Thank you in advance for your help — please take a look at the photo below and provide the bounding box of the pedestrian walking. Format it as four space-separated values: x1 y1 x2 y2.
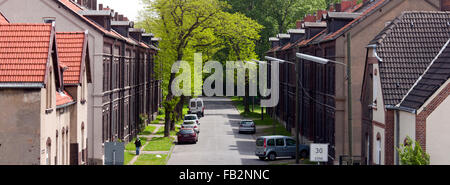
135 137 142 155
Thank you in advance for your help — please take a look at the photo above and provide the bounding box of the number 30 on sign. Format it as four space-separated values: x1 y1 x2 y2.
310 144 328 162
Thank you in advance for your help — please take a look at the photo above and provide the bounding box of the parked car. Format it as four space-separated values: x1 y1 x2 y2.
184 114 200 125
239 120 256 134
255 136 310 161
181 120 200 133
177 128 198 144
188 98 205 117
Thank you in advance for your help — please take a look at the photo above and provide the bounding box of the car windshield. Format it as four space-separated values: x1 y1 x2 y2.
241 121 253 126
198 101 202 107
180 129 194 134
183 121 194 125
185 116 197 120
190 102 196 107
256 138 264 146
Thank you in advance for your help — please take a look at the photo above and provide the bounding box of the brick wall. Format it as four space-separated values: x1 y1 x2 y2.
384 110 395 165
416 82 450 152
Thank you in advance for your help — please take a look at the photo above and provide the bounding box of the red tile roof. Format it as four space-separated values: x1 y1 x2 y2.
56 32 86 84
56 90 74 106
0 23 53 83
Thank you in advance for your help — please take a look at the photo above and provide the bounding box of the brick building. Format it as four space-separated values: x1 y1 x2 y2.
266 0 442 164
362 11 450 165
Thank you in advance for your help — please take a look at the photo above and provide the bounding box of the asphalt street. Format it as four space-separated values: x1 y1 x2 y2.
167 97 267 165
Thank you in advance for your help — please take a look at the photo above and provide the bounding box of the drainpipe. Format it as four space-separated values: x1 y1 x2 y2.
395 110 400 165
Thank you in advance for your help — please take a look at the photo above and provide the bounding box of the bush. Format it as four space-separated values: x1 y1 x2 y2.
396 136 430 165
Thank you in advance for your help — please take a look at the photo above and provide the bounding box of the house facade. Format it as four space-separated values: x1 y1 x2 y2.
0 22 61 165
0 0 161 164
362 11 450 165
266 0 442 165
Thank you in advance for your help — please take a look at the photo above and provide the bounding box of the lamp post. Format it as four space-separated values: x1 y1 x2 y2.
296 52 352 165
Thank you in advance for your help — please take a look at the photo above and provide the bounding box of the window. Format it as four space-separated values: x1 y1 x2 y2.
46 138 51 165
286 139 296 146
275 138 285 146
56 131 58 165
46 70 52 109
376 133 381 165
267 139 275 146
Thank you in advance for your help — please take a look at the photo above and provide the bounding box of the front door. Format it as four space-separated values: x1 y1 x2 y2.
275 138 288 157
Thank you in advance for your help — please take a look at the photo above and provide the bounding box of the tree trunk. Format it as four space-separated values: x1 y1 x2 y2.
172 95 185 130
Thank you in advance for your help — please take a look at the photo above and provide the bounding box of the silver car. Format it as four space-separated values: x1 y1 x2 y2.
181 120 200 133
239 120 256 134
255 135 310 161
184 114 200 125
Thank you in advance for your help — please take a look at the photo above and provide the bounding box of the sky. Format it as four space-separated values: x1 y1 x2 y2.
96 0 145 22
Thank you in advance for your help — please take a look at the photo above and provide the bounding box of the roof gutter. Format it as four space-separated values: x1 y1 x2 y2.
0 83 44 89
385 105 416 114
367 44 383 62
56 101 76 109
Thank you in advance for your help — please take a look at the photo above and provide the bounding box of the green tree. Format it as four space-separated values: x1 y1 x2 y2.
223 0 328 62
396 136 430 165
139 0 228 136
213 12 262 113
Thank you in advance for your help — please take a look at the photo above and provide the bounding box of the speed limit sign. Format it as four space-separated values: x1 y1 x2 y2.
310 143 328 162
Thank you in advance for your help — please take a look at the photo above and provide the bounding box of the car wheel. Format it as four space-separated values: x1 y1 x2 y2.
268 152 276 161
300 150 308 159
258 157 266 161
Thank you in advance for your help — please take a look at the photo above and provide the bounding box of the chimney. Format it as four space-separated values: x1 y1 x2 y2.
99 3 103 10
340 0 354 12
129 28 145 42
269 37 280 48
77 0 82 6
296 20 303 29
114 12 118 21
442 0 450 11
111 21 134 37
80 9 113 30
277 34 290 46
304 14 316 22
288 29 305 43
91 0 97 10
118 14 124 21
334 2 341 12
151 37 161 48
142 33 154 45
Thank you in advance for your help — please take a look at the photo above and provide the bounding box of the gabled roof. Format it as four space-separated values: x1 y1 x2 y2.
399 39 450 110
0 23 54 83
372 11 450 106
56 32 87 84
56 90 74 107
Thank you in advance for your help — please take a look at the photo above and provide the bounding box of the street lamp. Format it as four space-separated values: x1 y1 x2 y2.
296 52 352 165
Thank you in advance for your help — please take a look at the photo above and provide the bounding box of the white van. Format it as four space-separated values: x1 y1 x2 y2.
188 98 205 117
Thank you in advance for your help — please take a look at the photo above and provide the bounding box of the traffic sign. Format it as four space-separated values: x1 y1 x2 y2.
310 143 328 162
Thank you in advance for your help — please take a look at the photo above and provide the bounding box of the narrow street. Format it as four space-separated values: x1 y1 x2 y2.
167 97 267 165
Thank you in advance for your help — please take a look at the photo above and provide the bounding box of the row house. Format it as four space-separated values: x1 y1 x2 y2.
265 0 442 165
0 18 90 165
0 0 161 165
362 11 450 165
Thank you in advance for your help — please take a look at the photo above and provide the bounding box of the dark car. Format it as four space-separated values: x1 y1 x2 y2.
177 128 198 144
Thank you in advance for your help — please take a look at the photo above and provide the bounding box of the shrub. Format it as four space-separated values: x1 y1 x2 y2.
396 136 430 165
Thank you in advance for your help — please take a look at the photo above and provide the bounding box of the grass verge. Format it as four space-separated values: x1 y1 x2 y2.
143 137 175 151
139 125 157 135
134 154 168 165
124 151 135 165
